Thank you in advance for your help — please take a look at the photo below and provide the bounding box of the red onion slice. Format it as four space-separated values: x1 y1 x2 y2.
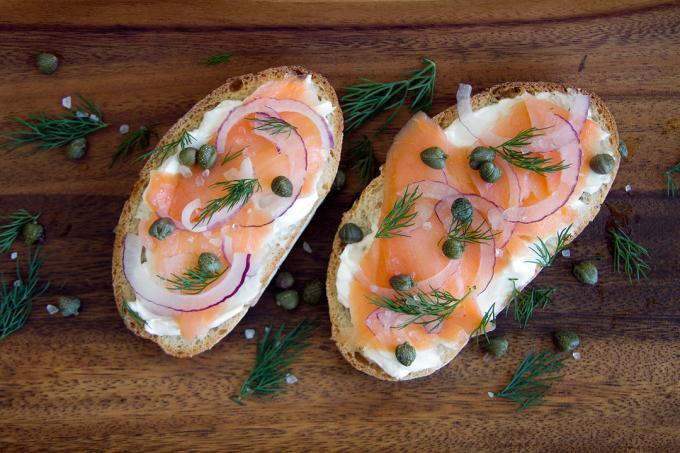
456 83 508 147
524 93 590 153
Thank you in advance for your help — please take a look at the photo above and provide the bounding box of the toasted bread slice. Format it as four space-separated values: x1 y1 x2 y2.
327 82 619 380
113 66 342 357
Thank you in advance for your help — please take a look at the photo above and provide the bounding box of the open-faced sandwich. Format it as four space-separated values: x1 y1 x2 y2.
328 82 619 380
113 66 342 357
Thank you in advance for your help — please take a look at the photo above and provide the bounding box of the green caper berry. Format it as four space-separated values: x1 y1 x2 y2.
179 147 197 167
468 147 496 170
274 271 295 290
332 169 346 191
395 342 416 366
589 153 615 175
451 197 473 224
420 146 448 169
617 140 628 160
442 238 464 259
36 52 59 75
271 176 293 197
479 161 502 183
303 279 325 305
482 336 509 358
22 222 44 245
276 289 299 311
66 137 87 160
198 252 222 274
339 223 363 244
197 144 217 169
389 274 415 292
148 217 176 240
58 296 81 317
553 330 580 352
573 261 598 285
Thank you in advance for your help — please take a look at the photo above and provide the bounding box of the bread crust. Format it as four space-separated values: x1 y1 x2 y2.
112 66 343 357
327 82 620 380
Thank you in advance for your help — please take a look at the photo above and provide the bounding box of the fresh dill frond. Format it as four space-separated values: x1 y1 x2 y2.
609 227 650 281
341 58 437 133
200 52 232 66
508 279 555 328
195 178 261 228
111 125 158 166
221 146 247 166
470 303 496 344
665 161 680 197
121 301 146 328
527 224 573 267
490 128 569 174
368 286 473 332
0 209 40 253
1 247 49 340
159 265 226 294
349 135 377 186
375 185 421 239
1 95 108 151
138 130 194 163
446 218 497 246
247 115 297 137
231 320 315 404
493 349 566 409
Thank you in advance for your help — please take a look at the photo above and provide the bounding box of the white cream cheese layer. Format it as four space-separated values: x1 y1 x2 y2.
337 91 615 378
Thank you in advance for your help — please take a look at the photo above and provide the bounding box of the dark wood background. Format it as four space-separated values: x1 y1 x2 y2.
1 1 679 451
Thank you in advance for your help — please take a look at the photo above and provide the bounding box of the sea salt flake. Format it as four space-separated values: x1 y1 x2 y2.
9 251 18 260
495 248 503 257
487 391 495 398
74 111 88 118
61 96 72 109
625 184 632 194
89 114 99 122
303 241 312 254
561 249 571 257
119 124 130 134
13 280 22 288
46 304 59 315
285 373 298 385
244 328 255 340
572 351 582 360
422 221 432 231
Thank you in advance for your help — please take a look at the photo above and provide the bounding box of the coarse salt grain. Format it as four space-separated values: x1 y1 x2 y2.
244 328 255 340
13 280 22 288
561 249 571 257
74 111 88 118
46 304 59 315
61 96 72 109
285 373 298 385
487 391 495 398
625 184 632 193
119 124 130 134
303 241 312 253
422 221 432 231
572 351 582 360
9 252 18 260
89 113 99 122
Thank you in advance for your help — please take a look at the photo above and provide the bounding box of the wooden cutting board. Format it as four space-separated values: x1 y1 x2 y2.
1 1 678 451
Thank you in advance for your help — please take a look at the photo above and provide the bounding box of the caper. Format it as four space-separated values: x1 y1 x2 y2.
553 330 580 352
276 289 299 311
332 169 346 191
589 153 615 175
271 175 293 197
395 342 416 366
482 336 508 358
573 261 598 285
389 274 415 292
442 238 464 259
58 296 81 317
618 140 628 160
178 147 197 167
339 223 363 244
66 137 87 160
36 52 59 75
303 279 325 305
198 252 222 274
451 197 473 224
197 144 217 169
148 217 176 240
468 147 496 170
420 146 448 169
22 222 44 245
479 161 502 183
274 271 295 290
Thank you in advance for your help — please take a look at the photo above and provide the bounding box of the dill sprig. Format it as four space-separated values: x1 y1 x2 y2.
375 185 421 239
368 286 473 332
200 52 232 66
446 217 497 246
609 227 650 280
349 136 377 185
490 128 569 174
493 350 566 409
527 224 573 267
121 301 146 328
1 95 108 151
508 279 555 328
341 58 437 133
470 303 496 344
111 125 158 166
231 320 315 404
1 247 49 340
195 178 261 228
0 209 40 253
159 265 226 294
665 161 680 197
247 115 297 137
138 130 194 163
221 146 247 166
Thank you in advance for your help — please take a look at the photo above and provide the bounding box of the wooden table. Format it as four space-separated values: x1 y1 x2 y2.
1 1 679 451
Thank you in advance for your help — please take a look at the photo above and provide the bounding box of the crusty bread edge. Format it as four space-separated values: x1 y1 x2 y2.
112 66 343 357
327 81 620 381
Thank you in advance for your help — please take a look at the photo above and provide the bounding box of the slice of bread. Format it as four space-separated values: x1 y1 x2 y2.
327 82 619 380
113 66 343 357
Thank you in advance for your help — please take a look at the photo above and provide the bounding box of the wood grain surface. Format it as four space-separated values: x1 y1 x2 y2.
1 1 679 451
